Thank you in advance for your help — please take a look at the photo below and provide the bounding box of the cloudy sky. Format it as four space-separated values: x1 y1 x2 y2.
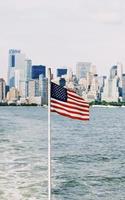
0 0 125 80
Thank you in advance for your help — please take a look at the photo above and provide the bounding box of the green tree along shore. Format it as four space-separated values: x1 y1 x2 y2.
89 100 125 107
0 102 38 106
1 101 125 107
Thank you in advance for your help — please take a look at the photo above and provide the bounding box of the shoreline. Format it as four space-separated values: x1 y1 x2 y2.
0 104 125 108
91 105 125 108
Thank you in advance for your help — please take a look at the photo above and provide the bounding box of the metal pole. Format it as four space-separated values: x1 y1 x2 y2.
48 68 51 200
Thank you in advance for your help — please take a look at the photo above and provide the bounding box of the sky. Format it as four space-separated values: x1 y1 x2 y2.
0 0 125 80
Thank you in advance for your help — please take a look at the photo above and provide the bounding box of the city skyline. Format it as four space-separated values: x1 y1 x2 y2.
1 48 125 81
0 51 125 105
1 0 125 80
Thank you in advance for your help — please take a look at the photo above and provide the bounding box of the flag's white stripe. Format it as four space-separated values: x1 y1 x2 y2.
51 107 89 119
67 91 88 102
51 102 89 115
68 95 87 103
51 98 89 111
68 98 89 107
67 91 87 101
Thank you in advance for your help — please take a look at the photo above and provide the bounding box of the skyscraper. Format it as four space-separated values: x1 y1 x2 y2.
87 74 99 101
28 80 39 97
25 59 32 81
39 74 48 105
101 77 119 102
110 63 123 97
0 79 6 102
8 49 26 88
110 65 117 79
18 59 32 98
56 68 67 77
76 62 91 80
32 65 46 79
122 74 125 101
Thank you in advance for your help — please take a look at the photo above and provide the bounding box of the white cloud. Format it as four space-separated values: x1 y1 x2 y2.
92 11 122 24
0 0 125 80
88 0 122 24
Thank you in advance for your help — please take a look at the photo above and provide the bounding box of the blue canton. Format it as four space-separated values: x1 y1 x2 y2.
51 82 67 102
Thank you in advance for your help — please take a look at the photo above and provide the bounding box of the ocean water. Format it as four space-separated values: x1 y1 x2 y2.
0 106 125 200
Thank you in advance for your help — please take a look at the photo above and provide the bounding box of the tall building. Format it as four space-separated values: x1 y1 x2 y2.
87 74 99 101
76 62 91 80
6 87 19 103
0 79 6 102
122 74 125 101
98 76 107 100
39 74 48 105
110 63 123 97
90 65 97 75
28 80 39 97
117 63 123 97
117 62 123 83
19 81 28 98
66 68 73 82
8 49 26 88
5 85 9 97
32 65 46 79
56 68 67 77
25 59 32 81
110 65 117 79
101 76 119 102
59 78 66 87
18 59 32 98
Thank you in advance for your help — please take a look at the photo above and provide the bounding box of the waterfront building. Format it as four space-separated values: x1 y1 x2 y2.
19 81 28 98
90 65 97 75
76 62 91 80
87 74 99 102
66 74 78 91
59 78 66 87
78 78 88 91
18 59 32 98
66 68 73 82
117 62 123 97
25 59 32 81
5 85 9 97
7 87 19 103
15 69 20 89
56 67 67 77
109 63 123 98
117 62 123 83
98 76 107 100
122 74 125 101
8 49 32 99
0 78 6 102
28 79 39 97
101 76 119 102
110 65 117 79
39 74 48 105
8 49 26 88
32 65 46 79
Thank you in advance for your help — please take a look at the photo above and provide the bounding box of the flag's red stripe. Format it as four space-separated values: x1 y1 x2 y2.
67 99 89 108
51 110 89 121
67 91 86 102
68 95 88 104
51 104 89 116
51 99 89 112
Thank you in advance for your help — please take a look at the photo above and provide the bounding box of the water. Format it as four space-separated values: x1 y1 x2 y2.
0 107 125 200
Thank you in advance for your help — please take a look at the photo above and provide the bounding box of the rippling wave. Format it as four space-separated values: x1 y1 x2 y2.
0 106 125 199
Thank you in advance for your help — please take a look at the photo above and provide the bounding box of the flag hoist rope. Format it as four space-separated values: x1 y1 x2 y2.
48 68 51 200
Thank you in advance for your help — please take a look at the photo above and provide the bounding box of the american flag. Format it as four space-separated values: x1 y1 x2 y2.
51 82 89 121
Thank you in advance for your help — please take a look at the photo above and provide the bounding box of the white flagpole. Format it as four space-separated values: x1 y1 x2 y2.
48 68 51 200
